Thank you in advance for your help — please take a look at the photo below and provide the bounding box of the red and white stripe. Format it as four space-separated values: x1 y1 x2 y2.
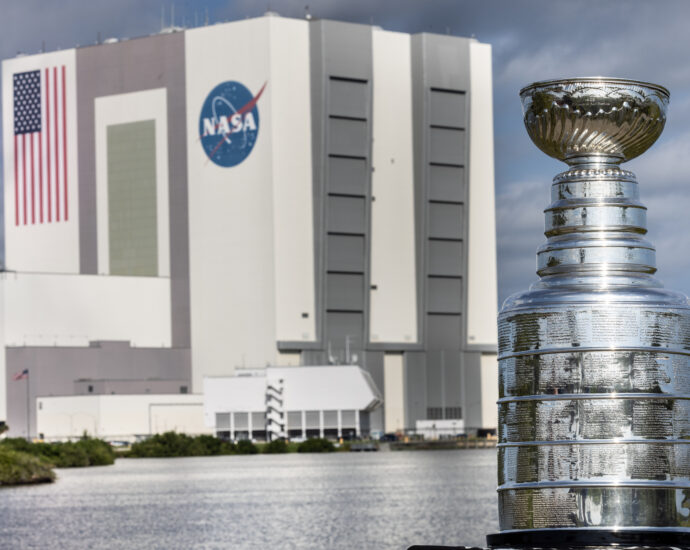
14 65 68 226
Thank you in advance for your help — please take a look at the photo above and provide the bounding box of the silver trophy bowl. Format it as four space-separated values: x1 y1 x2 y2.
520 77 669 164
489 78 690 549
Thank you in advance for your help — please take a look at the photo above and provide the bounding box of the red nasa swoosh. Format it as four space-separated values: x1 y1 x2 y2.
205 81 267 162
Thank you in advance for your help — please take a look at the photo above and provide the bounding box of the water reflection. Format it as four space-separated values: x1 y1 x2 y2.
0 449 497 549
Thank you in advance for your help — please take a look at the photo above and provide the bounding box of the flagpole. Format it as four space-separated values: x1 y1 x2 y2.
25 371 30 441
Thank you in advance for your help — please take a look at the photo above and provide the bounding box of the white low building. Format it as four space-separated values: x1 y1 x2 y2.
415 419 466 440
204 366 382 441
36 394 210 442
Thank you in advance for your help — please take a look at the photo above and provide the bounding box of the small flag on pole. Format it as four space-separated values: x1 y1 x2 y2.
13 369 29 381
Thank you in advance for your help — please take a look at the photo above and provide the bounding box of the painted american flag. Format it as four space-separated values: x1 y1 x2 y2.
13 66 69 226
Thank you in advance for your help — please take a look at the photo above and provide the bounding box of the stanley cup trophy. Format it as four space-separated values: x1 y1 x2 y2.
487 78 690 549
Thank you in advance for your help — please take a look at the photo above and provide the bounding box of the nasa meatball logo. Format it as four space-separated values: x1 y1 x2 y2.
199 80 266 167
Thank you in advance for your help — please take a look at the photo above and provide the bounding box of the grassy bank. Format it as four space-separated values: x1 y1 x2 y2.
0 436 116 468
123 432 337 458
0 447 55 486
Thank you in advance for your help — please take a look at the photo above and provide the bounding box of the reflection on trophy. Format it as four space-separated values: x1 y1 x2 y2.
488 79 690 548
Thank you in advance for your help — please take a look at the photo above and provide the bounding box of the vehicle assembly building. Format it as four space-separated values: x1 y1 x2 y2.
1 13 497 440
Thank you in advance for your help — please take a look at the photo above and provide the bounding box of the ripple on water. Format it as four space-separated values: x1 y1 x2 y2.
0 449 497 550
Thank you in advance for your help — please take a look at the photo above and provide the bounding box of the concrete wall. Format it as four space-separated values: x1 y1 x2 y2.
36 393 208 441
186 16 316 391
76 32 190 348
466 42 498 347
369 30 417 345
7 342 190 439
2 49 80 273
383 353 405 432
95 89 170 278
3 272 172 348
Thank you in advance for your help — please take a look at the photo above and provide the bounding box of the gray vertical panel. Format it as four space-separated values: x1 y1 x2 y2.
216 413 231 430
76 33 191 350
305 411 320 428
427 314 462 350
426 350 443 408
287 411 302 429
234 412 248 430
427 277 462 313
359 411 371 433
327 273 364 311
328 157 368 196
323 410 338 428
301 350 328 365
462 351 483 430
341 410 356 426
251 412 265 430
418 35 472 357
326 312 364 350
363 351 384 432
424 351 462 414
419 34 471 90
428 241 463 276
308 19 373 366
411 32 472 362
429 128 466 165
329 79 368 118
107 120 158 276
443 351 463 410
319 20 372 79
328 118 368 157
429 165 465 202
404 351 427 429
327 235 365 272
429 90 466 128
428 202 463 239
328 196 366 234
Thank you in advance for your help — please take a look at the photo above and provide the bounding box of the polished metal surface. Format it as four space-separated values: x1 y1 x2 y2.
497 78 690 536
520 78 668 164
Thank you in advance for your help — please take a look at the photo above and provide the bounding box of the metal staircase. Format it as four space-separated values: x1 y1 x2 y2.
265 378 286 441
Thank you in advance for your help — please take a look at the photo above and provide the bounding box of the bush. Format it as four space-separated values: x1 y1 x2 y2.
55 442 90 467
128 432 239 458
0 447 55 485
262 439 289 454
297 438 335 453
75 438 116 466
0 436 115 468
235 439 259 455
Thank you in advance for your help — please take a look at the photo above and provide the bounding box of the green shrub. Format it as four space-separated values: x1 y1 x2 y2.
74 437 116 466
55 442 90 467
128 432 240 458
0 435 115 468
0 447 55 485
297 438 335 453
235 439 259 455
262 439 289 454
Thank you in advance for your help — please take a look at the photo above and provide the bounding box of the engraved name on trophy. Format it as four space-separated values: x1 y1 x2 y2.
488 78 690 548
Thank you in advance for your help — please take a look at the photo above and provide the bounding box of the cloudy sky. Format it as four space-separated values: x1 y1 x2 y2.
2 0 690 305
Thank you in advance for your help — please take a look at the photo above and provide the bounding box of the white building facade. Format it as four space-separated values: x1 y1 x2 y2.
1 14 498 440
204 366 382 440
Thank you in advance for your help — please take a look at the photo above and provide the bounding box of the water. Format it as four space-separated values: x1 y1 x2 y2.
0 449 498 550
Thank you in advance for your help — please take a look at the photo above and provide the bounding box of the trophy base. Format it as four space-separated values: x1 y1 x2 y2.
408 529 690 550
486 529 690 548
